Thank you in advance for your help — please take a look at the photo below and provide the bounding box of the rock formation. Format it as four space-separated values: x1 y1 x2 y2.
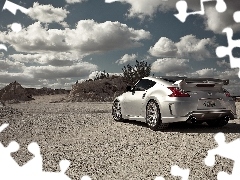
0 81 34 103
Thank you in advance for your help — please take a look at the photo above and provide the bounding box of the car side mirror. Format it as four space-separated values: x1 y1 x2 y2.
126 85 132 92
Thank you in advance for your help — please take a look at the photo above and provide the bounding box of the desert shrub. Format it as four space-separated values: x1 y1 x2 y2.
69 75 127 102
94 70 109 81
69 61 152 102
122 60 151 86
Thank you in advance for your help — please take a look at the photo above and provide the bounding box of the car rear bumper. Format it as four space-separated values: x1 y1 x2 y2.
161 110 237 123
185 110 237 120
160 98 237 123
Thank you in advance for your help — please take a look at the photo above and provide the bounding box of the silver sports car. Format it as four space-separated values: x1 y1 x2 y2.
112 76 237 130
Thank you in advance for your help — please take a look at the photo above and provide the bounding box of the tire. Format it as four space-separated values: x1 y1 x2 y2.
112 100 124 122
146 100 169 131
206 116 230 127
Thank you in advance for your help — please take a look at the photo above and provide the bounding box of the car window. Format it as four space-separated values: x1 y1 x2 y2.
134 79 156 91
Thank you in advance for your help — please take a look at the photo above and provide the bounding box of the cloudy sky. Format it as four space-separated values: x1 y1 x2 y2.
0 0 239 94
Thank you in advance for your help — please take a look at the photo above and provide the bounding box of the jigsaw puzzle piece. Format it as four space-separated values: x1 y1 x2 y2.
205 133 240 180
40 161 71 180
0 44 7 51
174 1 188 23
154 176 165 180
216 28 240 73
40 160 78 180
20 142 43 178
233 11 240 23
0 123 9 132
2 0 29 15
11 23 22 32
0 141 21 179
205 133 240 165
171 165 190 180
81 176 92 180
217 170 240 180
215 0 227 13
175 0 227 22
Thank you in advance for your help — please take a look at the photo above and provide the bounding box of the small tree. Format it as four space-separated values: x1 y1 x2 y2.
94 70 109 81
122 60 151 86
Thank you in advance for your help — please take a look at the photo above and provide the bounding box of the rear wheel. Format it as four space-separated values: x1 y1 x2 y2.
206 116 230 127
112 100 123 122
146 100 169 131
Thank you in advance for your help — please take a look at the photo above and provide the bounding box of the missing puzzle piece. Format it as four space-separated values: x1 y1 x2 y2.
0 123 8 132
0 140 22 179
154 165 190 180
174 0 227 22
215 27 240 76
233 11 240 23
205 132 240 180
2 0 29 15
0 138 91 179
0 140 72 180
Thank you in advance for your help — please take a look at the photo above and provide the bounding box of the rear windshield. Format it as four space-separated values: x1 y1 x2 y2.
161 77 186 83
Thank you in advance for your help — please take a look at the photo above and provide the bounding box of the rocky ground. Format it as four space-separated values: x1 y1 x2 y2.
1 94 240 180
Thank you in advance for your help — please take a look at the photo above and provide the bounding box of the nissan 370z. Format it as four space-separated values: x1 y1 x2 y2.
112 76 237 131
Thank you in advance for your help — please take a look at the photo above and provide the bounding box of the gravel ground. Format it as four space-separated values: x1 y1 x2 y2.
1 95 240 180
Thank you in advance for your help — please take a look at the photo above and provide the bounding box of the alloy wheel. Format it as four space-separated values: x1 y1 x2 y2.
112 101 123 121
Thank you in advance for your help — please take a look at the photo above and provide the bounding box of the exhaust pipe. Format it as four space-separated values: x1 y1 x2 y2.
187 116 197 124
223 115 230 123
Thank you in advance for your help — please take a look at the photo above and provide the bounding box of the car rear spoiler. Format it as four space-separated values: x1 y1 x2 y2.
172 78 229 92
183 78 229 85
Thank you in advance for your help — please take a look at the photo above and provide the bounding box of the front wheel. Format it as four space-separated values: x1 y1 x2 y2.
112 100 124 122
146 100 169 131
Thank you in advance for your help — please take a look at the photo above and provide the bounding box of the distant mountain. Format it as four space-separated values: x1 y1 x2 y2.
0 81 33 103
0 81 70 103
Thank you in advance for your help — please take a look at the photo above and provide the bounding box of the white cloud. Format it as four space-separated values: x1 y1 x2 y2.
0 59 24 72
24 62 97 79
0 74 75 90
28 2 69 24
9 52 79 66
149 35 216 60
148 37 177 57
151 58 190 74
216 60 230 68
0 55 98 89
111 0 176 20
59 21 69 28
0 20 151 56
113 0 240 33
116 53 138 64
204 2 240 34
0 72 33 84
217 68 239 79
188 67 238 79
66 0 87 4
195 68 217 77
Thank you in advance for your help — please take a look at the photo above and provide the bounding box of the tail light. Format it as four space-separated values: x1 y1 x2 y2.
223 89 231 97
167 87 190 97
